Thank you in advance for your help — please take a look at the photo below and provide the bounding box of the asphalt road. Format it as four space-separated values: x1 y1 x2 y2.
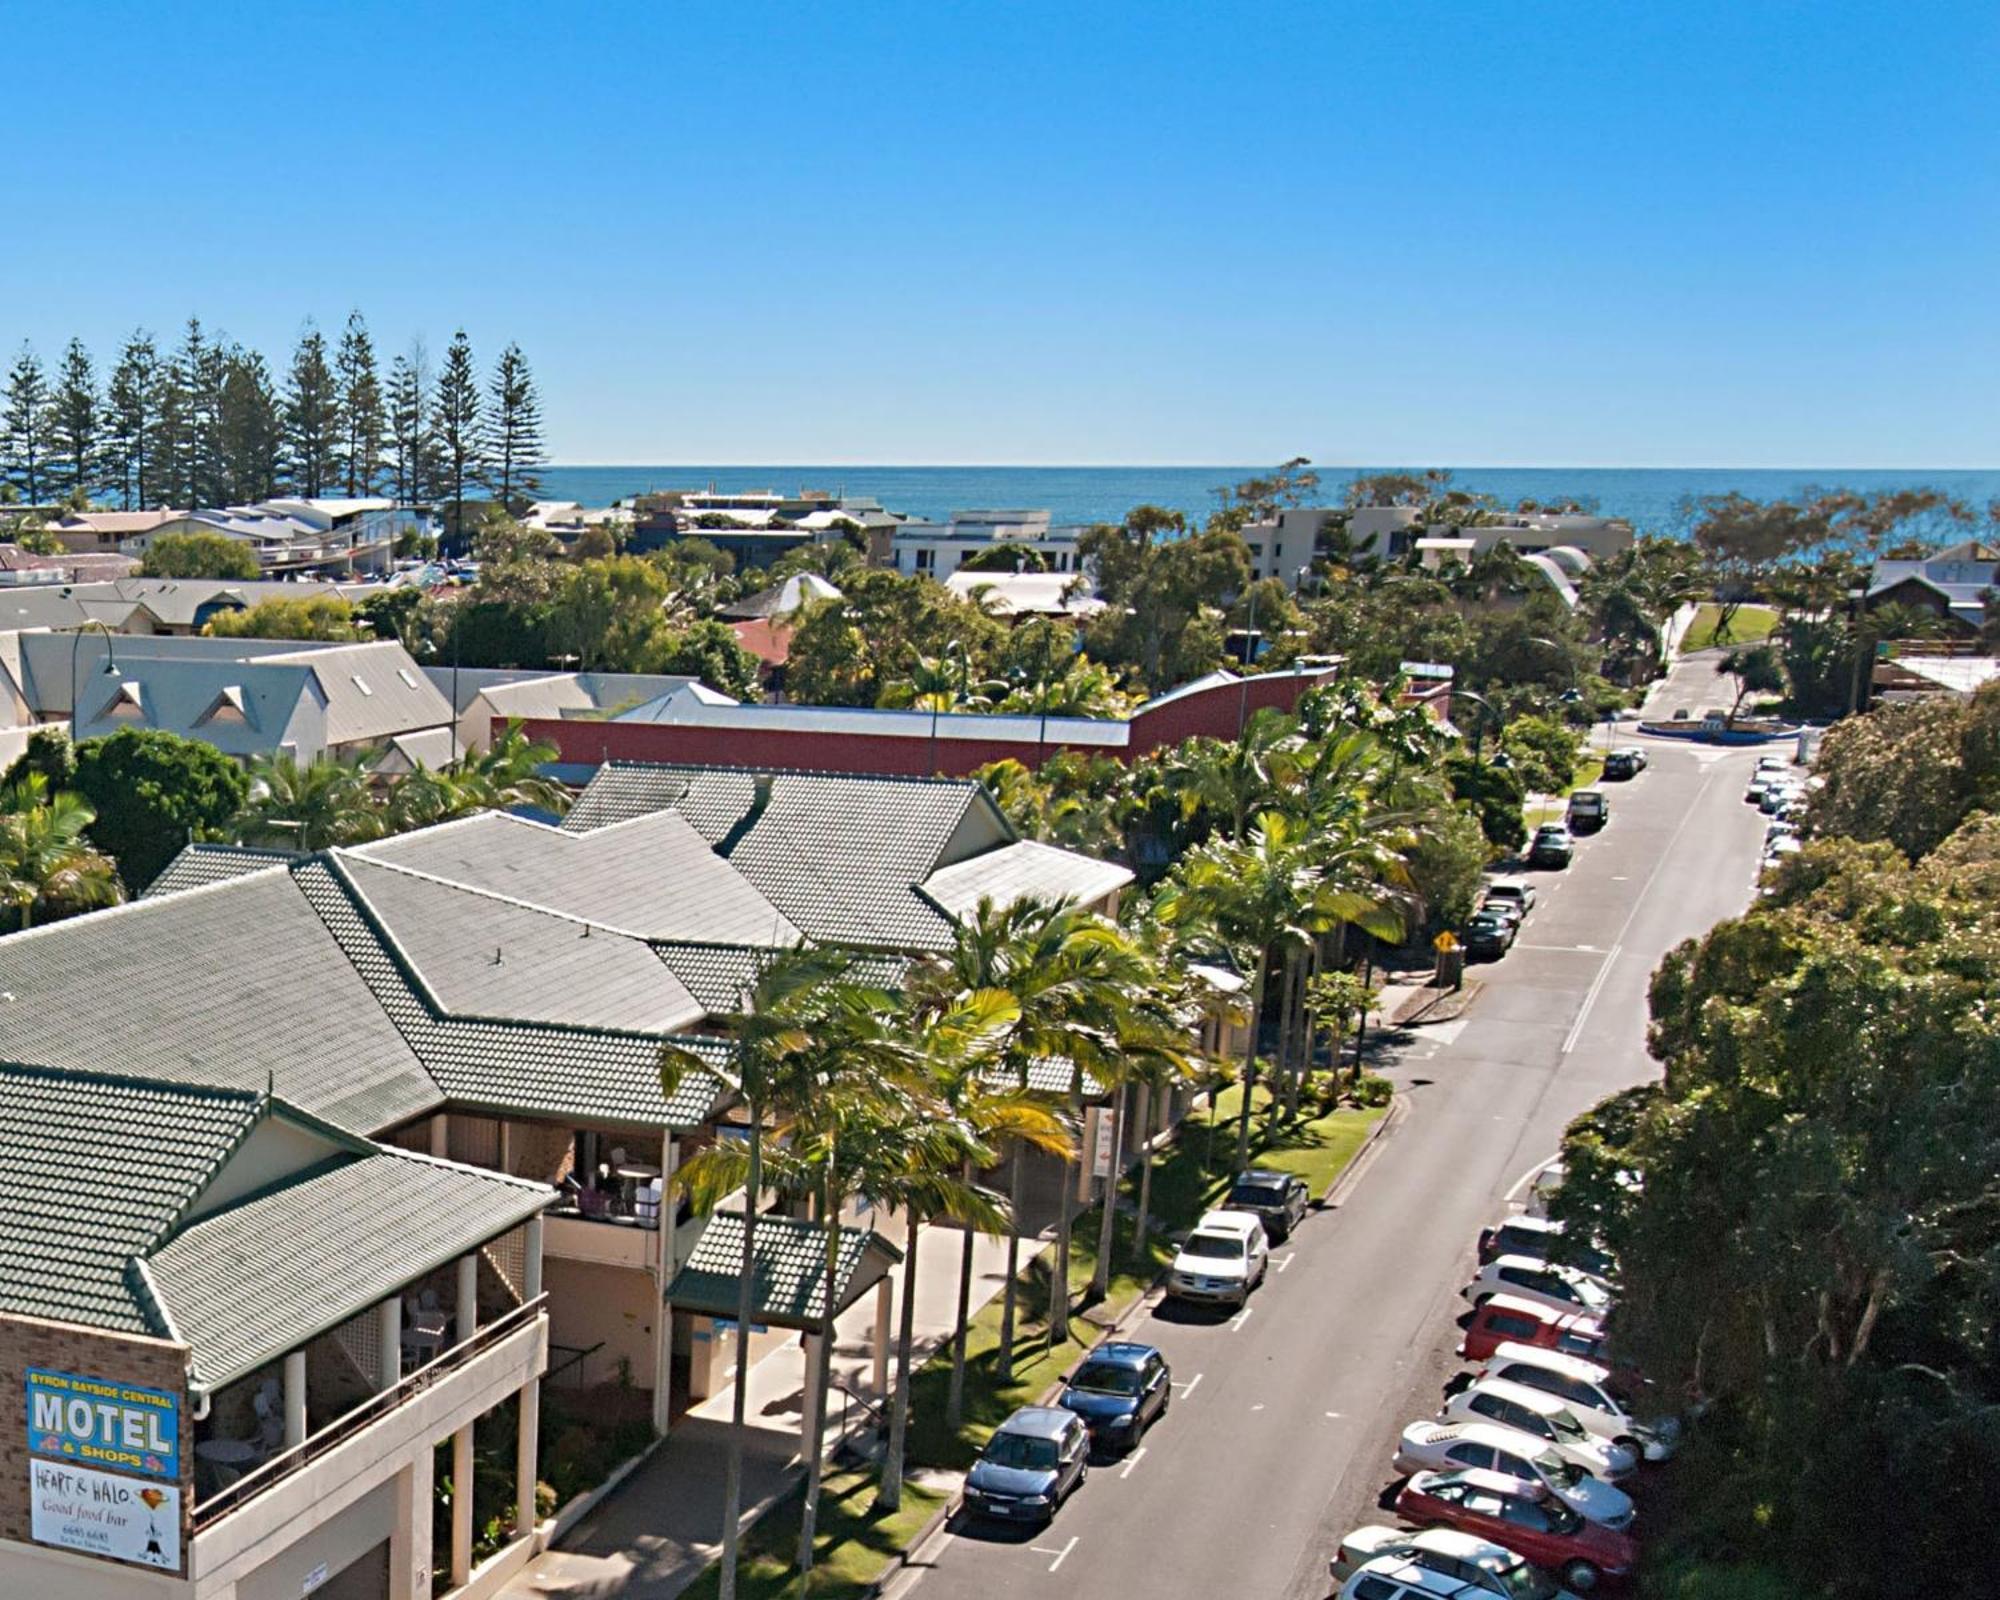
888 659 1775 1600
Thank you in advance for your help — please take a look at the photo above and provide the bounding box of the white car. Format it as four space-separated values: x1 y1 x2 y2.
1755 754 1789 774
1484 877 1537 915
1400 1416 1632 1528
1330 1525 1575 1599
1440 1379 1638 1480
1167 1209 1268 1306
1393 1420 1635 1529
1744 773 1774 804
1525 1161 1565 1219
1476 1343 1682 1462
1463 1255 1613 1320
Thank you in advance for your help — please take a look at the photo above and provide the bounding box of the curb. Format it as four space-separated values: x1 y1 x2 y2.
1388 980 1482 1029
865 1496 956 1598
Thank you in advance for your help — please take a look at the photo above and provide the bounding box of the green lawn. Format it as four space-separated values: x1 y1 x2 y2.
1682 603 1778 652
682 1090 1383 1595
675 1467 948 1600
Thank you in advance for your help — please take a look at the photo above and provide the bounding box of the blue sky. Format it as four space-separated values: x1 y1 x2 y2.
6 1 1996 466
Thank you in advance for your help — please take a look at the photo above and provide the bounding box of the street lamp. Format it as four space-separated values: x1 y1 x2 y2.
69 620 123 736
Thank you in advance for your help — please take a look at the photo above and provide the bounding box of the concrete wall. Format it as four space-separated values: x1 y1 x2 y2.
0 1313 192 1586
542 1257 661 1392
232 1479 392 1600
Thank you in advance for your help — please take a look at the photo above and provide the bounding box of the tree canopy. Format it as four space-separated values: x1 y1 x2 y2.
139 530 260 580
70 727 250 892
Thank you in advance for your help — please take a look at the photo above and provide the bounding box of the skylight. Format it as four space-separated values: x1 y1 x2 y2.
352 676 374 696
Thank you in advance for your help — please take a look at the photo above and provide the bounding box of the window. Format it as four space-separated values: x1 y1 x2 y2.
1491 1313 1539 1338
397 668 420 690
1499 1499 1551 1532
1353 1579 1403 1600
915 548 935 573
1447 1443 1495 1469
352 675 374 696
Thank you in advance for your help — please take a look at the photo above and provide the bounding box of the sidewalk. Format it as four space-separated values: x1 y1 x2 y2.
506 1221 1036 1599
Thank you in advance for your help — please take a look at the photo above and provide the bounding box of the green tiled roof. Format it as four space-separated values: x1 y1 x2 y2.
562 763 1002 950
297 857 732 1130
148 1149 550 1391
145 842 303 899
920 840 1133 922
0 1064 261 1332
666 1210 901 1330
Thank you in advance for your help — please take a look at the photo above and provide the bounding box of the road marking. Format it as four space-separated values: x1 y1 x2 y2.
1561 942 1622 1055
1610 874 1630 881
1119 1445 1147 1478
1506 1158 1553 1202
1228 1305 1255 1332
1251 1402 1265 1411
1173 1372 1203 1397
1514 943 1601 953
1274 1252 1295 1273
1326 1410 1343 1418
1030 1535 1078 1572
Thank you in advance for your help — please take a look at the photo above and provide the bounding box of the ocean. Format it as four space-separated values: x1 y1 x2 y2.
535 465 2000 538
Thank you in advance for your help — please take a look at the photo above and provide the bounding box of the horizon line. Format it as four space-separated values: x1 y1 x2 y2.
543 460 2000 474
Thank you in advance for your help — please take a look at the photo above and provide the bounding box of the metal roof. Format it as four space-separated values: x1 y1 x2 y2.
919 839 1132 922
148 1147 550 1391
665 1210 901 1329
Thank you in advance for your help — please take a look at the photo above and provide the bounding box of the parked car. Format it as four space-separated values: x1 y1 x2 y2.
1396 1470 1637 1593
961 1406 1090 1524
1529 825 1575 869
1484 877 1538 915
1463 1256 1613 1320
1601 747 1647 780
1756 754 1789 774
1479 895 1527 929
1474 1344 1681 1462
1525 1161 1564 1218
1440 1379 1638 1479
1565 791 1608 833
1744 772 1774 804
1759 782 1801 815
1225 1168 1310 1241
1057 1341 1170 1452
1465 911 1518 959
1457 1294 1608 1365
1331 1524 1575 1599
1394 1422 1635 1528
1477 1215 1614 1279
1167 1209 1269 1306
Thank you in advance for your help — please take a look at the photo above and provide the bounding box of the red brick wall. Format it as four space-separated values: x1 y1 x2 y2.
0 1313 192 1577
518 670 1344 780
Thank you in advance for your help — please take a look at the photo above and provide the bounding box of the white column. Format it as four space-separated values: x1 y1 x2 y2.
390 1451 433 1600
523 1215 544 1301
377 1298 402 1392
800 1331 826 1456
429 1113 449 1157
283 1349 307 1450
871 1278 892 1397
451 1424 475 1585
652 1135 680 1438
456 1253 480 1344
516 1376 542 1540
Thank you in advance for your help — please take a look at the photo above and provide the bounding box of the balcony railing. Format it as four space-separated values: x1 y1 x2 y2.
191 1294 546 1533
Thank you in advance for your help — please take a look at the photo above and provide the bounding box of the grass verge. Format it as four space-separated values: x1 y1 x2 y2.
676 1467 948 1600
1682 602 1778 652
695 1089 1387 1597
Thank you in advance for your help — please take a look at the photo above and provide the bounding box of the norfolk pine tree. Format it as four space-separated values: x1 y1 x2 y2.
386 348 432 507
335 311 386 496
484 341 545 510
50 339 102 505
433 331 484 539
283 324 340 497
2 345 53 506
106 331 162 509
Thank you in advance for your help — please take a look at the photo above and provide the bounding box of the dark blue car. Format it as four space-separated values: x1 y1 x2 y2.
1057 1341 1171 1452
962 1406 1090 1524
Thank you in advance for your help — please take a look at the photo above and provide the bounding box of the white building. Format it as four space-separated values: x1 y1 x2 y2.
122 501 434 579
889 510 1088 580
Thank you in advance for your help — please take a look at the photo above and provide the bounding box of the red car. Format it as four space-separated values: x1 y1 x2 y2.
1396 1469 1637 1592
1457 1293 1607 1364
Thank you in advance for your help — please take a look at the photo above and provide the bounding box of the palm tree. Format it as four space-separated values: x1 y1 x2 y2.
452 720 572 814
231 752 385 850
0 776 123 929
1158 809 1408 1168
659 949 861 1600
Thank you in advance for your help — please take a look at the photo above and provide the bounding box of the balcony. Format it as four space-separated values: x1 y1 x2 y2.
191 1297 546 1577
